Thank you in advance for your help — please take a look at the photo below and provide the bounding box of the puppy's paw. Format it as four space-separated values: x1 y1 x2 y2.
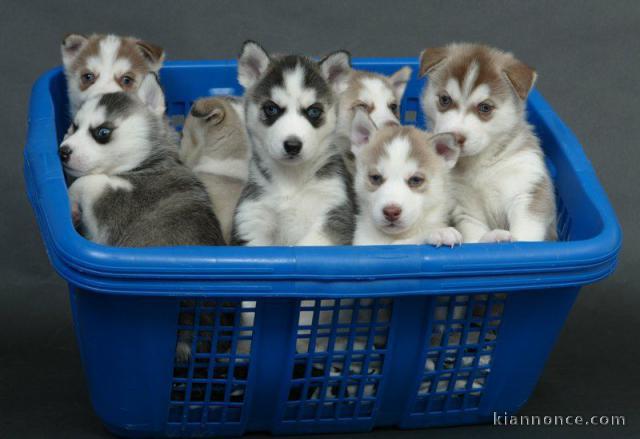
427 227 463 247
479 229 513 243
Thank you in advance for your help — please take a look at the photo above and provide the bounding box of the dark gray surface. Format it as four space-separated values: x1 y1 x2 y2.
0 0 638 438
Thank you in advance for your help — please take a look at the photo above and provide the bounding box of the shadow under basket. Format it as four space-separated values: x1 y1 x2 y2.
24 58 621 437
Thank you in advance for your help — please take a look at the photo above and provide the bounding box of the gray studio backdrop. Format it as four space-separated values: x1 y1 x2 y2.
1 1 638 438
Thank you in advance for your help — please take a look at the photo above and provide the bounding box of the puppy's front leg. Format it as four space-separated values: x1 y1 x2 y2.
233 199 276 246
508 200 549 242
454 215 490 243
68 174 122 242
298 223 333 246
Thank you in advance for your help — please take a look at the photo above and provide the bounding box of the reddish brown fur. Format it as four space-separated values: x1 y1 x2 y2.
422 43 536 102
65 34 163 91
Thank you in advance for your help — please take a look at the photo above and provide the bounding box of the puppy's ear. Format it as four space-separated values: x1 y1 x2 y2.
190 98 226 125
137 74 166 116
350 108 377 152
238 40 270 89
430 132 460 169
418 47 448 77
61 33 88 68
388 66 412 98
320 50 352 94
136 40 165 71
504 60 537 100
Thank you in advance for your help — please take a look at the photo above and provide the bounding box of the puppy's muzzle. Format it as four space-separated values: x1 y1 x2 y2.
382 204 402 223
283 137 303 157
59 145 73 163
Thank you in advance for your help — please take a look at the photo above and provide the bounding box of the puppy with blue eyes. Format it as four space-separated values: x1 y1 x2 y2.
60 74 224 248
350 109 462 246
232 41 356 246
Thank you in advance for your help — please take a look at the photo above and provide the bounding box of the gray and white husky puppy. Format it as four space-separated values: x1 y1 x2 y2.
60 74 225 248
232 41 357 246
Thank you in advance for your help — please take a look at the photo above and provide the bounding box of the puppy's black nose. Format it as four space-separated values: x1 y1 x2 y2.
283 137 303 156
59 145 72 163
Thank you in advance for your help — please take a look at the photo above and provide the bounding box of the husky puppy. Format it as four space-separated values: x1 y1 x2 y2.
336 66 413 175
419 43 556 242
180 96 250 243
338 67 413 134
232 41 356 246
61 33 164 116
60 74 224 247
350 109 462 246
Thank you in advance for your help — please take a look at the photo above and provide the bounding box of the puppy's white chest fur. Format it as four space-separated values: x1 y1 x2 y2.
267 175 345 245
451 136 550 241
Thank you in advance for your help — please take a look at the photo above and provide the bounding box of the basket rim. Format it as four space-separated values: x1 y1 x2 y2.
23 60 622 296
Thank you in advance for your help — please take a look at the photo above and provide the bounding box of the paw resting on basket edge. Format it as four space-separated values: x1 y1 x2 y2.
426 227 463 248
479 229 513 243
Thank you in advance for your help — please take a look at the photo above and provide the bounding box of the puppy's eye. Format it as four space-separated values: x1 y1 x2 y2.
262 101 282 118
388 102 399 113
353 100 371 113
368 174 384 186
407 175 425 188
120 75 135 87
92 126 113 144
438 94 452 109
305 105 323 121
477 102 494 114
81 72 96 84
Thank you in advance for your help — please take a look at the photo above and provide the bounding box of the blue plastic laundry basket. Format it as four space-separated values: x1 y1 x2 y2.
24 58 621 437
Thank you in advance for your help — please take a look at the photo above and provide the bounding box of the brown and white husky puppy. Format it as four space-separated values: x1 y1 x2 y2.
419 43 556 243
350 109 462 247
61 33 164 116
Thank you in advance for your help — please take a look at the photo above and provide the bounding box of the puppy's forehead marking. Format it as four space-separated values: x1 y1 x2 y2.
75 100 107 127
271 64 317 107
445 78 462 101
253 55 331 105
359 77 394 103
445 68 490 104
379 136 418 176
86 36 121 72
99 93 136 119
438 45 511 101
462 61 479 98
468 84 490 104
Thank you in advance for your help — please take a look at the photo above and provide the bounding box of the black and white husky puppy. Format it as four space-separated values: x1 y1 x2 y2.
60 74 225 248
232 41 357 246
